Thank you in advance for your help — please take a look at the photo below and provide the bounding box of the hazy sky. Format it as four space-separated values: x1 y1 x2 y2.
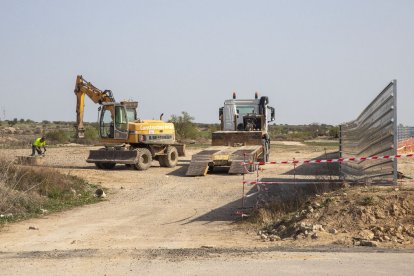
1 0 413 125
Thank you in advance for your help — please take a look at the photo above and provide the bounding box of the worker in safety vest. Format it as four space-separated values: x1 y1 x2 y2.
31 136 47 156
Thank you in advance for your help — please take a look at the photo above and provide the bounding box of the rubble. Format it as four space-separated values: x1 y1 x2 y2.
255 185 414 247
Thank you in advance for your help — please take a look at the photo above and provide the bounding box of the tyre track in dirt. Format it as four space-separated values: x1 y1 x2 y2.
0 147 255 253
1 144 414 274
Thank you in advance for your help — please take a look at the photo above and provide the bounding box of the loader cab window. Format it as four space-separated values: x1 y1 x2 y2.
269 107 275 122
235 105 256 129
236 106 256 117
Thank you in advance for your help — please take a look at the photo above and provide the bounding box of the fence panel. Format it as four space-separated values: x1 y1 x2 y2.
340 80 397 184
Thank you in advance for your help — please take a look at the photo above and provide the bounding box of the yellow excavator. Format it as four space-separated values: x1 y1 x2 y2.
74 75 185 170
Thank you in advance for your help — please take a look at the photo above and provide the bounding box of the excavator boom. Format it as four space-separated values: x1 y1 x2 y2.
74 75 115 138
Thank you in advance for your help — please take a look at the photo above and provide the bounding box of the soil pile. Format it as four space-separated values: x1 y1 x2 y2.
256 184 414 248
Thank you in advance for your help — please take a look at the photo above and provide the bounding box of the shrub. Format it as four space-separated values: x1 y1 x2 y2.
84 126 99 142
47 130 70 144
169 111 199 140
360 196 378 206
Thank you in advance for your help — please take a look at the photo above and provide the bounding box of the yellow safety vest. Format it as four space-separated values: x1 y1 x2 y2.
33 138 46 147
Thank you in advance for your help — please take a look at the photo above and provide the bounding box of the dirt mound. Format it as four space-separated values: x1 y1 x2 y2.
256 185 414 248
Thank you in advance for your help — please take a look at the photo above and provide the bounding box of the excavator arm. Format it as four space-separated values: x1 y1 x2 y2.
74 75 115 138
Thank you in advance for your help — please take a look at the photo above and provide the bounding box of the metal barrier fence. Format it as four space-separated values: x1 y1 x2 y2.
339 80 397 184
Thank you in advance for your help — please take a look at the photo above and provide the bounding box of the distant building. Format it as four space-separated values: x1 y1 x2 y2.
398 125 414 141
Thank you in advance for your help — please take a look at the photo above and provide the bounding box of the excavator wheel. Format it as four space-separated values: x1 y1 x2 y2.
134 148 152 171
159 146 178 168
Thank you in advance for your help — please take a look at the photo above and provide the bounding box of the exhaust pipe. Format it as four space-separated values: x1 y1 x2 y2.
160 113 164 120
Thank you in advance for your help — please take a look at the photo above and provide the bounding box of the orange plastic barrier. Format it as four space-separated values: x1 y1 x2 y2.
398 137 414 154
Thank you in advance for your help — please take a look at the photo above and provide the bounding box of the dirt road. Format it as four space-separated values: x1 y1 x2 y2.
1 143 413 274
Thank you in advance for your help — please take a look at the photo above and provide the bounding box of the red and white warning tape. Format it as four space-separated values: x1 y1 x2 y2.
243 153 414 166
242 180 343 185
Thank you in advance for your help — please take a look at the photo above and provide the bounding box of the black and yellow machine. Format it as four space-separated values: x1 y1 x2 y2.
186 92 275 176
74 75 185 170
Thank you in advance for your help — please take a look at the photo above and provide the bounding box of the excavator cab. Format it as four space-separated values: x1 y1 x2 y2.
99 103 129 140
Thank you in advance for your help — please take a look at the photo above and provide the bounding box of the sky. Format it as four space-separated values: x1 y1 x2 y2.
0 0 413 125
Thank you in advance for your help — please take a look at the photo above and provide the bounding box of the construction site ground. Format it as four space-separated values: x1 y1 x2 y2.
0 141 414 274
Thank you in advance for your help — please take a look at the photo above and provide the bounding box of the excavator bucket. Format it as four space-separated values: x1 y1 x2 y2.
212 131 263 147
86 149 138 164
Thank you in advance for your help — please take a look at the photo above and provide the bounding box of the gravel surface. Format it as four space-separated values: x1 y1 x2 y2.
0 142 413 274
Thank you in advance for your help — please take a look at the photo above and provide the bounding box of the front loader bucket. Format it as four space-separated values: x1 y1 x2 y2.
212 131 263 147
86 149 138 164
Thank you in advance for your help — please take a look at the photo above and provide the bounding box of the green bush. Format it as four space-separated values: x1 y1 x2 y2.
169 111 199 140
84 126 99 142
268 124 340 141
47 129 70 144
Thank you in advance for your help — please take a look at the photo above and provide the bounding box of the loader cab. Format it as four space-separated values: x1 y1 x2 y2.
99 103 129 140
220 94 275 132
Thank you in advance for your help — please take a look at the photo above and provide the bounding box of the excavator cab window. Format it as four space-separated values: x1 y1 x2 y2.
126 109 136 122
100 108 114 138
100 105 129 140
115 106 128 132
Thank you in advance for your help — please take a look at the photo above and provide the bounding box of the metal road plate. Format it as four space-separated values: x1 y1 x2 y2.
213 154 229 161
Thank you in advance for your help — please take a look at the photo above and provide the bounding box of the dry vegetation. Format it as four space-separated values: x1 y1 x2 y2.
0 158 100 226
0 121 99 148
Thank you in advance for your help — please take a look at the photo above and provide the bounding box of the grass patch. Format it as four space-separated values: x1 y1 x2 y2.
0 158 101 226
359 195 379 206
303 141 339 148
